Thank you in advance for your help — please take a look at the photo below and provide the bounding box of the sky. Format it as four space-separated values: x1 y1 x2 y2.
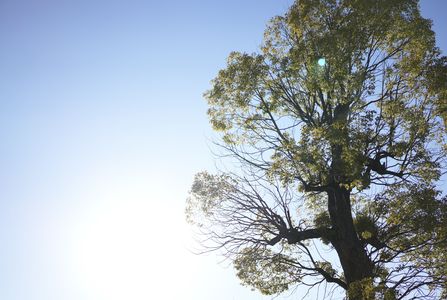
0 1 445 300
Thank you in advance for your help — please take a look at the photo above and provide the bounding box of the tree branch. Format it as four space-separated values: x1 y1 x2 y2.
268 227 335 246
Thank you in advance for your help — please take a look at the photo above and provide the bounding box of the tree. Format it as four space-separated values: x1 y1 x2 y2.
186 1 447 299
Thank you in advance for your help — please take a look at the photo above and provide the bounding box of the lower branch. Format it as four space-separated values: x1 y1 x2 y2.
268 227 335 246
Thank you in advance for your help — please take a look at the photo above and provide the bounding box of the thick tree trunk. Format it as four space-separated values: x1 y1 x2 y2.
327 186 374 297
328 106 374 298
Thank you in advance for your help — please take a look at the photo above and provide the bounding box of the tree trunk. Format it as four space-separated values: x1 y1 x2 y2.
328 106 374 298
327 186 374 298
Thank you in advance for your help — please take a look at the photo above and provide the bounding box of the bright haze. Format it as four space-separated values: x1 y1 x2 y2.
0 1 445 300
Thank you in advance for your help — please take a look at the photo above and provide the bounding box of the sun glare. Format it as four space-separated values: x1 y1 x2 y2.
69 181 196 300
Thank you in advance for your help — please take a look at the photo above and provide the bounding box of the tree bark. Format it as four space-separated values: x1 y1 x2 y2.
327 186 374 297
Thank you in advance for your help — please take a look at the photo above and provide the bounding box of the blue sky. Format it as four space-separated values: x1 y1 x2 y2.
0 1 445 300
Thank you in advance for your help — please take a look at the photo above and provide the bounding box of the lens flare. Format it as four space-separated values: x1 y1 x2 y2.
318 58 326 66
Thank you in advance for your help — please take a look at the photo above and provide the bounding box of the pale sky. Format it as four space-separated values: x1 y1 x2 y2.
0 1 445 300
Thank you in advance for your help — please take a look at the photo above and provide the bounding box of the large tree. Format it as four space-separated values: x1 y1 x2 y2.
186 1 447 299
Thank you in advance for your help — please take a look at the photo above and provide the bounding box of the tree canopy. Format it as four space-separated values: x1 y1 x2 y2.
186 0 447 299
